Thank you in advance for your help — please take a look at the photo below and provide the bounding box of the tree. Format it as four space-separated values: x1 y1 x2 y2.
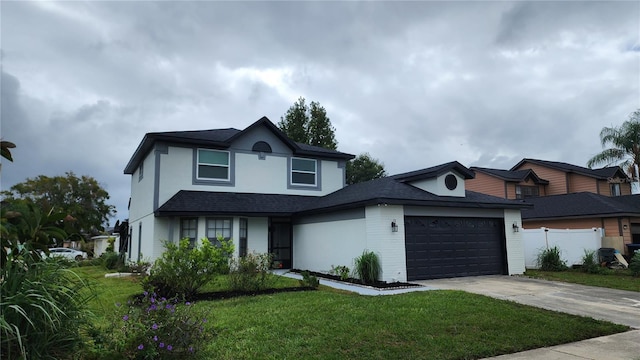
278 97 338 150
587 109 640 179
1 172 115 237
346 153 387 185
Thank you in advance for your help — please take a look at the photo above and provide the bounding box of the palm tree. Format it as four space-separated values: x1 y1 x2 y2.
587 109 640 179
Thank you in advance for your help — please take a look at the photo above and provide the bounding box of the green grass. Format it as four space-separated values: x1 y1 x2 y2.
525 269 639 292
74 266 629 360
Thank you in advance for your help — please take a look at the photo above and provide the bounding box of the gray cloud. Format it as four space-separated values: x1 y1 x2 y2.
1 1 639 223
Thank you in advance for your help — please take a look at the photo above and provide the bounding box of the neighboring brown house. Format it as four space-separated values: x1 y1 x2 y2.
467 159 640 255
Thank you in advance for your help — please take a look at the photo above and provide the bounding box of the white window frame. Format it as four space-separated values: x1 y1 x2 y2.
291 157 317 186
197 149 230 181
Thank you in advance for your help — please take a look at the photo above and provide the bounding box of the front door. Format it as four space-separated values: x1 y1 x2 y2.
269 218 292 269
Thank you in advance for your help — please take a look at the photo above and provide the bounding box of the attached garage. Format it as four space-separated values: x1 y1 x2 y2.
405 216 507 281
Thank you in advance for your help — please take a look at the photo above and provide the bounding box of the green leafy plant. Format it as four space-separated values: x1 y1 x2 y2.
106 236 116 252
97 291 211 359
1 254 96 359
126 257 152 274
299 270 320 288
536 246 568 271
103 251 122 270
144 237 234 299
581 249 603 274
354 250 381 284
629 251 640 277
228 252 276 292
330 265 351 281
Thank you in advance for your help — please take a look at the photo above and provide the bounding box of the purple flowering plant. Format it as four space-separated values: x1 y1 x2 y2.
104 291 211 359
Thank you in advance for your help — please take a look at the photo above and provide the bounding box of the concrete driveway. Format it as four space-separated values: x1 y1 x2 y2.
416 275 640 329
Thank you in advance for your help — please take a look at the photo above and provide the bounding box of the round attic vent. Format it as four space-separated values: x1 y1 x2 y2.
445 174 458 190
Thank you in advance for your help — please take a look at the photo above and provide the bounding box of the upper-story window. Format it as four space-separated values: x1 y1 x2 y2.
291 158 317 186
197 149 229 180
610 183 621 196
516 185 539 199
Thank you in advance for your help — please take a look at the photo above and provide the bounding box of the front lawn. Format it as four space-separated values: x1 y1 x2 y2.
76 266 629 360
525 269 639 292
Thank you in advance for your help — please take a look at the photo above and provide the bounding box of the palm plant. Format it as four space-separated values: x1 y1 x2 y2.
587 109 640 179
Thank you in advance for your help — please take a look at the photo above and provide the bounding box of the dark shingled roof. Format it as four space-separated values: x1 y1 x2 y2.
511 158 627 180
392 161 475 182
471 167 549 184
125 117 354 174
521 193 640 220
156 164 530 217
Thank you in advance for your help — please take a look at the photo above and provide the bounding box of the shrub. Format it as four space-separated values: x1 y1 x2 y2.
97 292 211 359
581 249 602 274
330 265 351 281
144 237 234 299
299 271 319 288
103 251 123 270
126 258 152 274
1 254 96 359
228 252 276 292
354 250 381 284
536 246 568 271
630 251 640 277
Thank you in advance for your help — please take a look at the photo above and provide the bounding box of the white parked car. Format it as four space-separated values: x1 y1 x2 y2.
46 247 88 261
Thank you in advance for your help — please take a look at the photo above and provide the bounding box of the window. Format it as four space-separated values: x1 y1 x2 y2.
611 183 621 196
291 158 317 186
516 185 539 199
138 160 144 181
206 218 232 246
197 149 229 180
180 218 197 248
239 218 248 257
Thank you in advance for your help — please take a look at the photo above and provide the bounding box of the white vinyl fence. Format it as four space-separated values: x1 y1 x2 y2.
523 227 603 268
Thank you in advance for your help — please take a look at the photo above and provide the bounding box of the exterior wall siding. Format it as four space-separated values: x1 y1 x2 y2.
409 172 466 197
567 173 598 193
504 209 525 275
129 150 156 224
364 205 407 282
524 218 602 230
293 217 367 274
157 145 345 209
466 172 506 198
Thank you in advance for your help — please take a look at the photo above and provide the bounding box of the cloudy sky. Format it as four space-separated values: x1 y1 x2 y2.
2 1 639 225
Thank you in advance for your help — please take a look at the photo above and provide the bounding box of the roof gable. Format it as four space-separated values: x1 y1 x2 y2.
471 167 549 185
392 161 475 183
511 158 628 180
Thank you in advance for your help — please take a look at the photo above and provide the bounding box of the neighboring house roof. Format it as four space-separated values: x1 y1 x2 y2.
124 116 354 174
471 167 549 185
156 163 530 217
510 158 628 180
521 193 640 221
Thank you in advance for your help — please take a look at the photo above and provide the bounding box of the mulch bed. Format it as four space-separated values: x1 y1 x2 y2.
291 269 421 290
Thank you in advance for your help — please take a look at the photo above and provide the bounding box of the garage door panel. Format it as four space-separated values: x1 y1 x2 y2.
405 216 506 281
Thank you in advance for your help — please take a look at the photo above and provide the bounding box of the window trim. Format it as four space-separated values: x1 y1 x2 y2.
515 185 539 199
610 183 621 196
205 217 233 246
196 148 230 181
290 157 317 187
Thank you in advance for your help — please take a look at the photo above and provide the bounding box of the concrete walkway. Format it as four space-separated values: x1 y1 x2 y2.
275 270 435 296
